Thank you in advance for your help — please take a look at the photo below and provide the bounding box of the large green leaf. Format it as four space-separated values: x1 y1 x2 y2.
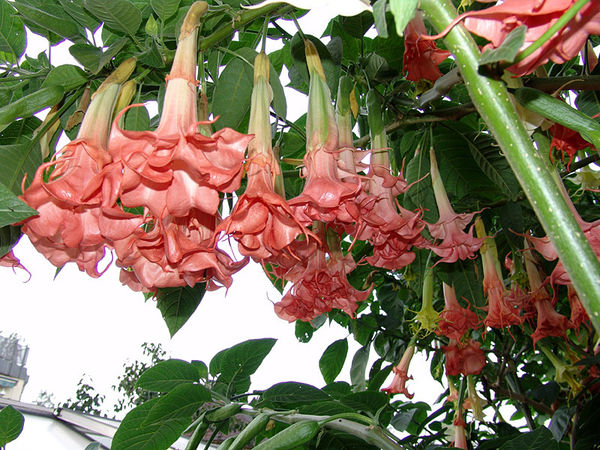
0 0 26 63
259 382 333 410
111 397 191 450
0 182 37 227
83 0 142 37
451 125 521 200
136 359 200 393
501 426 559 450
57 0 100 31
14 0 84 42
389 0 417 36
142 383 212 426
350 345 370 391
150 0 180 21
0 405 24 447
0 144 43 194
0 117 41 145
319 338 348 385
340 391 389 415
155 283 206 337
42 64 89 91
209 338 276 396
212 50 253 130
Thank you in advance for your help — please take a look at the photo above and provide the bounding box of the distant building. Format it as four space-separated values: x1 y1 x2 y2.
0 334 29 401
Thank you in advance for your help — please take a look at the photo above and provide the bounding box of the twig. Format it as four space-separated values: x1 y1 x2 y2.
353 104 476 148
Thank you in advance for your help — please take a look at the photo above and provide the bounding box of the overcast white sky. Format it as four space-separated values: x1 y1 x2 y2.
0 4 443 414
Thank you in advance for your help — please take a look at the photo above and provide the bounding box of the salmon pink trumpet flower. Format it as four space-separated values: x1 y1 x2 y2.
461 0 600 76
437 282 480 341
100 1 251 220
427 148 484 264
382 342 416 398
403 12 450 82
274 224 371 322
20 59 138 277
524 246 571 345
442 339 486 376
477 220 523 329
289 41 361 228
217 53 315 263
358 90 428 270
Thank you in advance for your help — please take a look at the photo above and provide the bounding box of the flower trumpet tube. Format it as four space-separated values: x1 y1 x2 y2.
217 52 315 262
20 58 137 277
413 266 440 333
289 41 361 227
103 1 251 219
427 147 484 264
382 341 416 398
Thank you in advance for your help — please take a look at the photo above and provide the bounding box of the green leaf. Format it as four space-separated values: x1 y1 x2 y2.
480 26 526 66
372 0 388 39
259 382 332 409
500 426 558 449
0 182 37 227
111 397 191 450
0 86 64 133
338 12 373 39
14 0 84 42
0 0 26 63
150 0 180 21
145 14 159 37
350 345 370 391
155 283 206 337
83 0 142 37
123 104 151 131
340 391 389 415
212 50 254 130
69 43 102 71
548 406 575 442
42 65 89 91
0 225 22 256
0 144 43 194
389 0 417 36
0 405 24 446
136 359 200 392
319 338 348 385
209 338 277 396
96 37 130 73
58 0 100 31
142 383 212 426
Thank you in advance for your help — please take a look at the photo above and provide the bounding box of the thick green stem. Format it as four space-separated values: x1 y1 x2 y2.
198 4 293 51
270 412 404 450
420 0 600 331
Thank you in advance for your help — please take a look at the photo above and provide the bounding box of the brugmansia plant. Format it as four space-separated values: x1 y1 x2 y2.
2 0 600 448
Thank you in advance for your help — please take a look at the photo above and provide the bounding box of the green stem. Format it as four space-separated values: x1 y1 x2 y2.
198 4 293 51
270 412 404 450
419 0 600 332
512 0 590 65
